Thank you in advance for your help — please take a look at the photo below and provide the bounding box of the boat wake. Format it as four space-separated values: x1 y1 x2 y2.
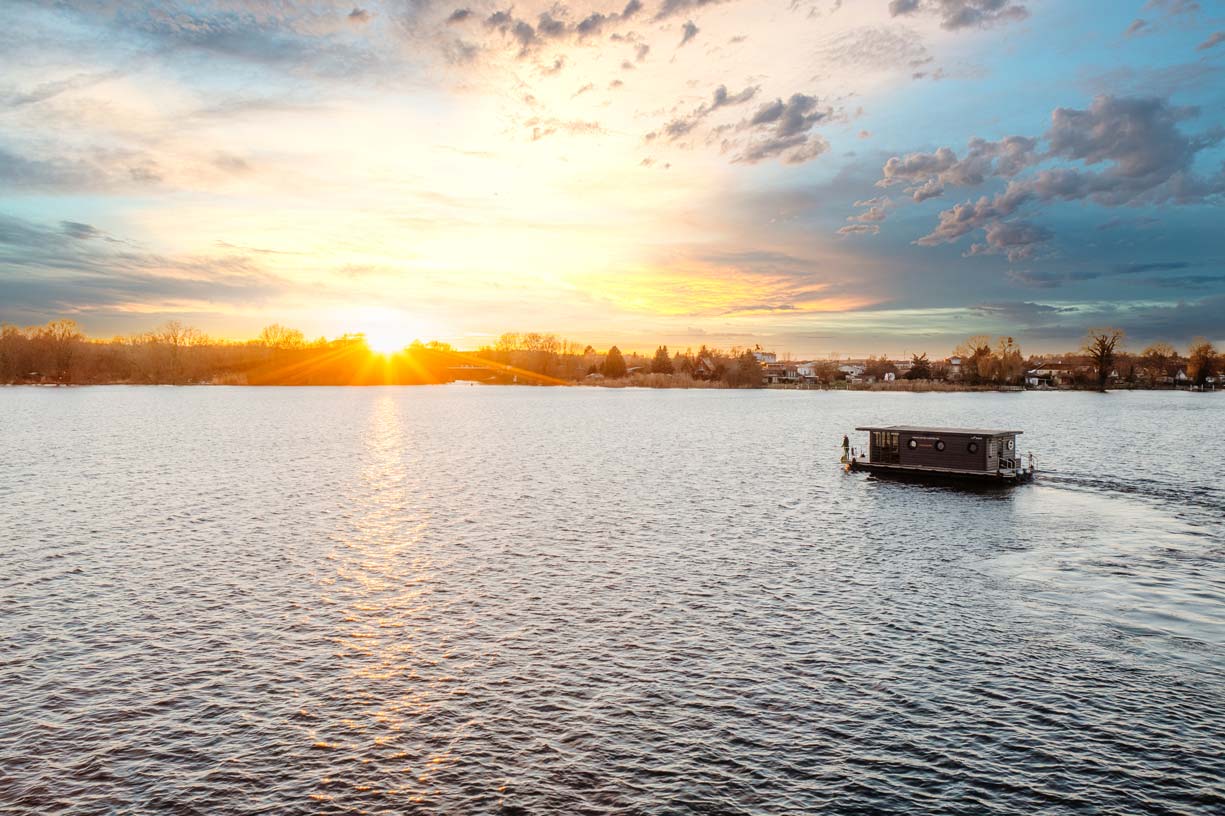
1039 468 1225 522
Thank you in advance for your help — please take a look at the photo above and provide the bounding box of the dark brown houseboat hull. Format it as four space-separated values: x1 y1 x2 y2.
849 459 1035 485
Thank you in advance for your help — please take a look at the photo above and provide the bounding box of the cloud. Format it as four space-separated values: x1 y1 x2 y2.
879 136 1038 201
0 213 288 321
901 95 1225 251
525 117 605 140
965 220 1052 261
887 0 1029 31
1112 261 1191 275
482 2 643 55
680 20 700 46
446 8 474 24
1007 258 1200 288
1145 0 1200 16
655 0 735 21
60 221 101 240
657 83 759 141
838 224 880 236
1 69 123 109
970 300 1076 323
1125 19 1150 37
347 8 371 25
847 196 893 223
967 294 1225 344
1198 32 1224 51
735 93 830 164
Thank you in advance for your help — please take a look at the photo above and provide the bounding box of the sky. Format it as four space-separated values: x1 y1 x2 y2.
1 0 1223 356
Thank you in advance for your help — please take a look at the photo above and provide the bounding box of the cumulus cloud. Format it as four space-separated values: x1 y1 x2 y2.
347 8 371 25
848 196 893 223
965 220 1052 261
735 93 831 164
446 8 473 24
887 95 1225 253
837 224 880 236
879 136 1039 200
887 0 1029 31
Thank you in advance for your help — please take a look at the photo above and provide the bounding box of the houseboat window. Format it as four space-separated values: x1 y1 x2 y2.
1006 439 1015 451
935 439 946 451
907 439 918 450
967 441 979 454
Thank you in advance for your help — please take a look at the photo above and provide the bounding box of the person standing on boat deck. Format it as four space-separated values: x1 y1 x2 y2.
841 435 850 462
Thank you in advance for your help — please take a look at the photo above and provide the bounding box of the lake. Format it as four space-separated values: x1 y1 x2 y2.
1 386 1222 814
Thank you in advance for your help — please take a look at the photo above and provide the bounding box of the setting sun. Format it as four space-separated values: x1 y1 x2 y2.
364 327 414 356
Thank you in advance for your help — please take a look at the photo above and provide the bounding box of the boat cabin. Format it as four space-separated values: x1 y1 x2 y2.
849 425 1032 482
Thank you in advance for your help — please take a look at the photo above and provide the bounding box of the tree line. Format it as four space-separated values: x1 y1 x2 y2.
1 319 1219 388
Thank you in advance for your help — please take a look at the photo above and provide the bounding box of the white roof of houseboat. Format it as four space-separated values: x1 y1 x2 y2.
855 425 1022 436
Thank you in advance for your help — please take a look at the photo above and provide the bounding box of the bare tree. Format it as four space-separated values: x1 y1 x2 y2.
1187 338 1218 387
1140 342 1176 386
259 324 305 349
1083 327 1125 391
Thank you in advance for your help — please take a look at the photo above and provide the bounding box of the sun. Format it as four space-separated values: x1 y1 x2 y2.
364 326 414 355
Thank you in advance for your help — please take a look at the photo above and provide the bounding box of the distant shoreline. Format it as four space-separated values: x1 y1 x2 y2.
4 380 1218 393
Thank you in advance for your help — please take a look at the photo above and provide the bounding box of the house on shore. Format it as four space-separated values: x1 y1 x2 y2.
693 355 718 380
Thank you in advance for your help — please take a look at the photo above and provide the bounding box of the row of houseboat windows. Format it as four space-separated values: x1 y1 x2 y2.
881 435 1013 454
902 438 981 453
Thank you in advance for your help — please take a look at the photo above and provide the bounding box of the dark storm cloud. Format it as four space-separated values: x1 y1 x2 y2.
888 0 1029 31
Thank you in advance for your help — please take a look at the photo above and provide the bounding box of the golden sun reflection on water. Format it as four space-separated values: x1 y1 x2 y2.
309 394 463 804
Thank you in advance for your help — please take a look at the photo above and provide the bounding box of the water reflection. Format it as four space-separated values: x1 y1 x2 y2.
2 387 1222 814
309 393 458 806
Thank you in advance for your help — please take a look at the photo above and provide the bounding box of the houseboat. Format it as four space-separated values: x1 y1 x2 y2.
846 425 1035 484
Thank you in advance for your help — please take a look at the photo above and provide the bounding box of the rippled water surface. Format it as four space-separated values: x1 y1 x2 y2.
2 386 1223 814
